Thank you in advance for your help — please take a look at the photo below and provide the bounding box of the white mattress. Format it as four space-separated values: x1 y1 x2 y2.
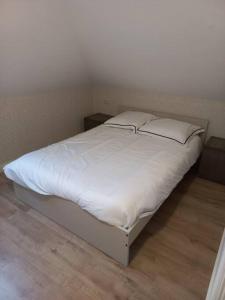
4 125 202 228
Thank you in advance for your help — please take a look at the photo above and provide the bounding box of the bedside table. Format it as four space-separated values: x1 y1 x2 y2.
84 113 112 131
199 136 225 185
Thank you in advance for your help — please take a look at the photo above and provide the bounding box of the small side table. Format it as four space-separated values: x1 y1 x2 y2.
84 113 112 131
199 136 225 185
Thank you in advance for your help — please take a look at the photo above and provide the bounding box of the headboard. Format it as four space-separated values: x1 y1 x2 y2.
118 105 209 143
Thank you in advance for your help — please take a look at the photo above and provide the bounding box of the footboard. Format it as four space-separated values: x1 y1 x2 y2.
14 183 151 266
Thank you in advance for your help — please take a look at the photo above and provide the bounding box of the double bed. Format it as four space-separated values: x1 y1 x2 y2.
4 106 209 265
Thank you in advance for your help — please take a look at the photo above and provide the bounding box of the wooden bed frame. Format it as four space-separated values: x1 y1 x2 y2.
13 106 209 266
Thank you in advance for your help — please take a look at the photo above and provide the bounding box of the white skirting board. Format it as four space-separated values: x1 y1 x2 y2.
206 229 225 300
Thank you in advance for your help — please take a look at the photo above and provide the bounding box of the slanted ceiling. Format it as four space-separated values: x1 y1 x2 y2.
1 0 225 101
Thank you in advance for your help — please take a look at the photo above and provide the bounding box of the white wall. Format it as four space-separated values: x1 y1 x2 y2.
0 0 89 97
1 0 224 146
0 87 92 167
72 0 225 102
93 86 225 139
0 1 92 168
206 230 225 300
1 0 225 102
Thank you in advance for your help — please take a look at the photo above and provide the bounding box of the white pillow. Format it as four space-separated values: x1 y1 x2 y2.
104 111 158 133
137 118 204 144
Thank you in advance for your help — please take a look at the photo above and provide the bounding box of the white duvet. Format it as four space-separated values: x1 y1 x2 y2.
4 126 202 228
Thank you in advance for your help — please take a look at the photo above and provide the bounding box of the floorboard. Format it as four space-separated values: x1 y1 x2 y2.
0 173 224 300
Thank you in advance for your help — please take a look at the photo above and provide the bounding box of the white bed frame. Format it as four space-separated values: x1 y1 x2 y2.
13 106 209 266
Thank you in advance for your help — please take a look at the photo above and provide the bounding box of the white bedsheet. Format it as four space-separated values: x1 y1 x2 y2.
4 126 202 228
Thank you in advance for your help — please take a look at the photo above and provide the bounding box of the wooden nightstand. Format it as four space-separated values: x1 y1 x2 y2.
199 136 225 185
84 113 112 131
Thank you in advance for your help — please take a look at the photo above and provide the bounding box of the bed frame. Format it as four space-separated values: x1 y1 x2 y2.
13 106 209 266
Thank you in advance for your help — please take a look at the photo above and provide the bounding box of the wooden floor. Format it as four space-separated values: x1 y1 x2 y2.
0 173 224 300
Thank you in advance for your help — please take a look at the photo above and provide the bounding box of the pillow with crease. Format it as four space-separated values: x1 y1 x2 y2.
104 111 158 133
137 118 204 144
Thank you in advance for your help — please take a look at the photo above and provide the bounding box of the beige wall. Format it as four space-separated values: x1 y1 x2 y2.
0 0 88 97
92 86 225 139
71 0 225 102
1 1 225 102
1 85 224 170
0 87 92 167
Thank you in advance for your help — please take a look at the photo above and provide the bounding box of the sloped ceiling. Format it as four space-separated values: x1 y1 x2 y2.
1 0 225 101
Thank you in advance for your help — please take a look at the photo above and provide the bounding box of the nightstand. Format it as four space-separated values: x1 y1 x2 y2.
199 136 225 185
84 113 112 131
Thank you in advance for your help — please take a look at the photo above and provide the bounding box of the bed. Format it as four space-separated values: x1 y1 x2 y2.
4 106 209 266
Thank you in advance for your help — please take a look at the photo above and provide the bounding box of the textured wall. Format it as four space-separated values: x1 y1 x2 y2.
93 86 225 139
0 88 92 166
